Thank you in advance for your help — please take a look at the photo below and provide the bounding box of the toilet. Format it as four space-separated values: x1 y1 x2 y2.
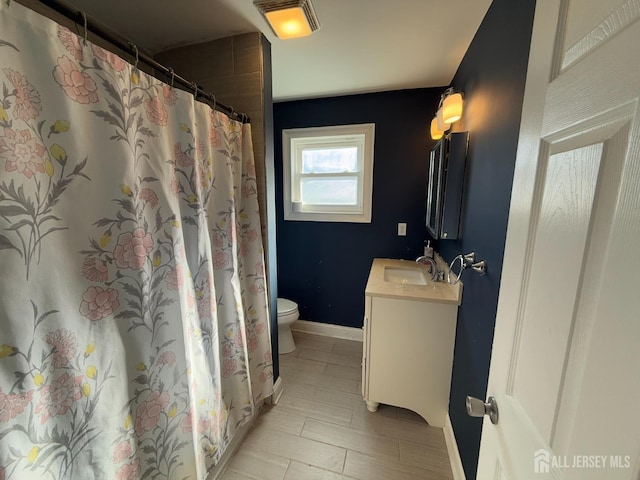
277 298 299 354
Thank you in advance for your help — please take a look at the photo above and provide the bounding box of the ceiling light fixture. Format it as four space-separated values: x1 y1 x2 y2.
254 0 321 40
430 88 464 140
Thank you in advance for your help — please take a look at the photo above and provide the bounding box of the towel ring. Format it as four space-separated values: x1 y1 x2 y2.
448 254 465 284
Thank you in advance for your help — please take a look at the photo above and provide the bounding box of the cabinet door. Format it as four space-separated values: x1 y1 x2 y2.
367 296 457 427
440 132 468 240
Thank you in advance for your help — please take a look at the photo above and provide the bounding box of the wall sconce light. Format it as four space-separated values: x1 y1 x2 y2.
430 118 444 140
254 0 321 39
430 88 464 140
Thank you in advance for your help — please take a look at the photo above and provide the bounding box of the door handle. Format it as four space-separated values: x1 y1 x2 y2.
466 395 499 425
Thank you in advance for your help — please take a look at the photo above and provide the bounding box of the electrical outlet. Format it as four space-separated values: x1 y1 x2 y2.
397 223 407 236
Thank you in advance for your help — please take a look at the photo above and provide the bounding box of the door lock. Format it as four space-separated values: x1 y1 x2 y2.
466 395 499 425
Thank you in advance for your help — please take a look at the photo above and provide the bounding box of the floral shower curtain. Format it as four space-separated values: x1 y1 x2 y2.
0 3 273 479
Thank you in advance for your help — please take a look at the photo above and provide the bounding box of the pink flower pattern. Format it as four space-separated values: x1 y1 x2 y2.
174 142 194 167
145 96 168 126
163 85 177 106
139 187 159 208
91 45 127 72
35 373 83 424
0 388 33 422
181 410 193 433
165 264 183 291
116 459 140 480
197 295 213 320
156 351 176 367
2 68 42 121
213 251 230 270
79 286 120 321
113 228 153 270
135 390 169 437
222 359 237 378
209 126 221 147
57 27 83 61
53 55 99 104
45 329 78 370
113 441 133 463
212 232 224 249
81 256 108 282
0 128 46 178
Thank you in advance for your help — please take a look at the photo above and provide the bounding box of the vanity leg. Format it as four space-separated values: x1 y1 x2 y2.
366 401 379 412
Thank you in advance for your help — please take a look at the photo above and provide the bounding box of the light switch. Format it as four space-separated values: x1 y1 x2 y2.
397 223 407 236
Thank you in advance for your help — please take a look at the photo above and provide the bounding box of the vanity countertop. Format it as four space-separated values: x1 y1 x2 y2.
365 258 462 305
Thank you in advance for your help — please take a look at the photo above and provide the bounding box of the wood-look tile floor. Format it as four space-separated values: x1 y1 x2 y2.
221 331 454 480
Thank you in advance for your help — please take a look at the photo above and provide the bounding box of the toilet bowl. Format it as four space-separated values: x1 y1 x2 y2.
277 298 299 354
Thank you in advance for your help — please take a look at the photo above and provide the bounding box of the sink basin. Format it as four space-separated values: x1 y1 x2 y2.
383 266 427 285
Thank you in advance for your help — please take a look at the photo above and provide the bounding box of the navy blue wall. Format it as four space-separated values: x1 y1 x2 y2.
274 89 442 328
439 0 537 477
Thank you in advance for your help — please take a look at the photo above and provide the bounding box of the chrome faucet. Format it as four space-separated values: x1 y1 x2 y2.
415 256 444 282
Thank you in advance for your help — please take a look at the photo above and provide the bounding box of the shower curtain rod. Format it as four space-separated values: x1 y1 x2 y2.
33 0 250 123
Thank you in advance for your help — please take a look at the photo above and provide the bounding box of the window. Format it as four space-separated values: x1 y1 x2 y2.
283 124 375 222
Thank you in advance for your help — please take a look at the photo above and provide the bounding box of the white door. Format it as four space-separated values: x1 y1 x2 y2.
476 0 640 478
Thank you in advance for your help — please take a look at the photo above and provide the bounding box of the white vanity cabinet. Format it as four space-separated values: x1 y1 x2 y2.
362 258 461 428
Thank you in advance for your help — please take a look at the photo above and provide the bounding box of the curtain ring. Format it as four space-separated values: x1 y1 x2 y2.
81 12 88 46
6 0 11 7
168 68 175 89
211 95 216 113
129 42 139 71
192 82 198 99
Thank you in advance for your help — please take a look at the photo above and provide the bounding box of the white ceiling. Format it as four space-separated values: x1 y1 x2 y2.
63 0 492 101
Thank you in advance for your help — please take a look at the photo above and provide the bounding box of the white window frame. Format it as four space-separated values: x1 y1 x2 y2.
283 123 375 223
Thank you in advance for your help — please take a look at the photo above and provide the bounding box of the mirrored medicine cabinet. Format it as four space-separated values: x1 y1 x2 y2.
425 132 469 240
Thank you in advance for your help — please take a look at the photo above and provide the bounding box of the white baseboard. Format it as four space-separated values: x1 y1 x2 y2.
271 376 284 405
291 319 363 342
444 413 466 480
